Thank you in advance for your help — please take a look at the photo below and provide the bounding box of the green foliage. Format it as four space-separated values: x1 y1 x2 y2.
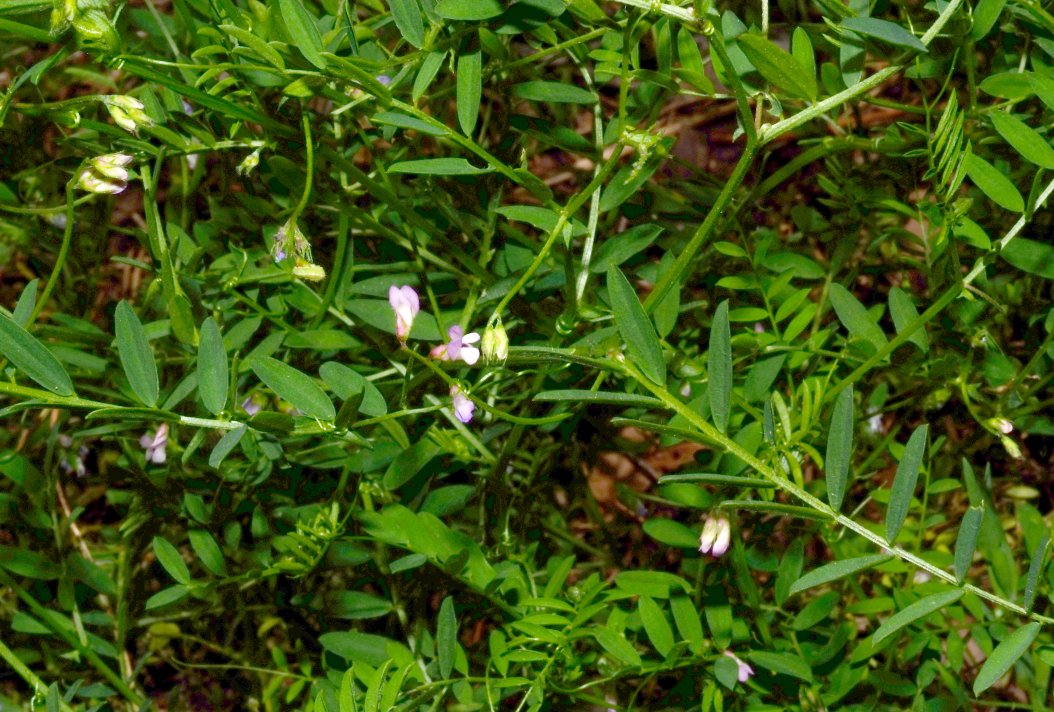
1 0 1054 708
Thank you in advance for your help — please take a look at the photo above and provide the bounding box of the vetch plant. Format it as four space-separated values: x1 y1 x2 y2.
0 0 1053 707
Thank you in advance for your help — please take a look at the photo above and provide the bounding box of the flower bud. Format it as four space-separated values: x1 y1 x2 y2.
698 515 731 558
105 96 153 135
237 149 261 176
292 260 326 281
91 153 133 181
481 319 509 365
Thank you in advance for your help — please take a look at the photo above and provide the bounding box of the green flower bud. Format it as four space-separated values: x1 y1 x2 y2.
481 319 509 365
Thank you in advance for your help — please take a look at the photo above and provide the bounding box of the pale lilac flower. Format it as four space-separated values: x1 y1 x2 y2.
388 285 420 342
76 153 134 194
450 385 475 424
139 424 168 464
698 515 731 558
430 325 481 365
990 417 1013 435
724 651 754 683
241 396 262 417
377 74 392 86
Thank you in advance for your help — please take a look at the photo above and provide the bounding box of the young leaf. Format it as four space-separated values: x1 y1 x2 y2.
1024 536 1049 612
0 312 74 396
249 356 336 421
389 158 491 175
1002 238 1054 279
188 529 227 577
638 595 675 657
208 424 247 468
12 279 37 327
642 518 699 548
873 590 963 644
152 536 190 585
825 387 854 512
511 81 597 104
840 17 927 52
437 596 456 679
434 0 503 20
828 283 888 351
115 301 159 407
888 287 929 352
972 622 1041 695
708 300 732 433
389 0 425 48
277 0 326 69
954 505 983 584
886 425 929 543
456 36 482 136
670 595 704 654
197 317 228 415
607 267 666 385
748 651 813 681
738 33 817 100
965 153 1024 212
989 111 1054 169
593 626 642 667
413 51 446 103
791 27 816 80
789 553 893 595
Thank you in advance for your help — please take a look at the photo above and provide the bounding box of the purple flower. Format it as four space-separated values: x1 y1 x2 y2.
430 324 481 365
698 515 731 558
388 285 420 342
139 424 169 464
450 385 475 424
241 396 262 417
724 651 754 683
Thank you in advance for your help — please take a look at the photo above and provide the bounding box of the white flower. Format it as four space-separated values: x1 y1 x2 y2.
139 424 169 464
450 385 475 424
698 515 731 558
724 651 754 683
388 285 420 342
430 325 481 365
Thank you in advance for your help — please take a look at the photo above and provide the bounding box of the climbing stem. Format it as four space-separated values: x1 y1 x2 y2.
619 359 1054 626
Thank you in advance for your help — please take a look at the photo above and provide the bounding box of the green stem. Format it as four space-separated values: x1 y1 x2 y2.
824 282 962 402
488 150 622 324
0 569 146 705
619 359 1054 626
643 142 758 313
0 637 74 711
29 180 76 325
290 112 314 223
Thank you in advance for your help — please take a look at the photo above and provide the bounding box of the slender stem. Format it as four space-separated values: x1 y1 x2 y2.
489 151 622 324
290 113 314 222
0 637 74 711
824 282 962 402
620 359 1054 626
0 569 146 704
29 181 76 325
643 142 758 313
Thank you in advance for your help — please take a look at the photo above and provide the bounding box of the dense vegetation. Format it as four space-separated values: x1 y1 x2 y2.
2 0 1054 708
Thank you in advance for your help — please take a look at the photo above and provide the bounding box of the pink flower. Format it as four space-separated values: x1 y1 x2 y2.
430 325 481 365
139 424 169 464
388 285 420 342
698 516 731 558
450 385 475 424
724 651 754 683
